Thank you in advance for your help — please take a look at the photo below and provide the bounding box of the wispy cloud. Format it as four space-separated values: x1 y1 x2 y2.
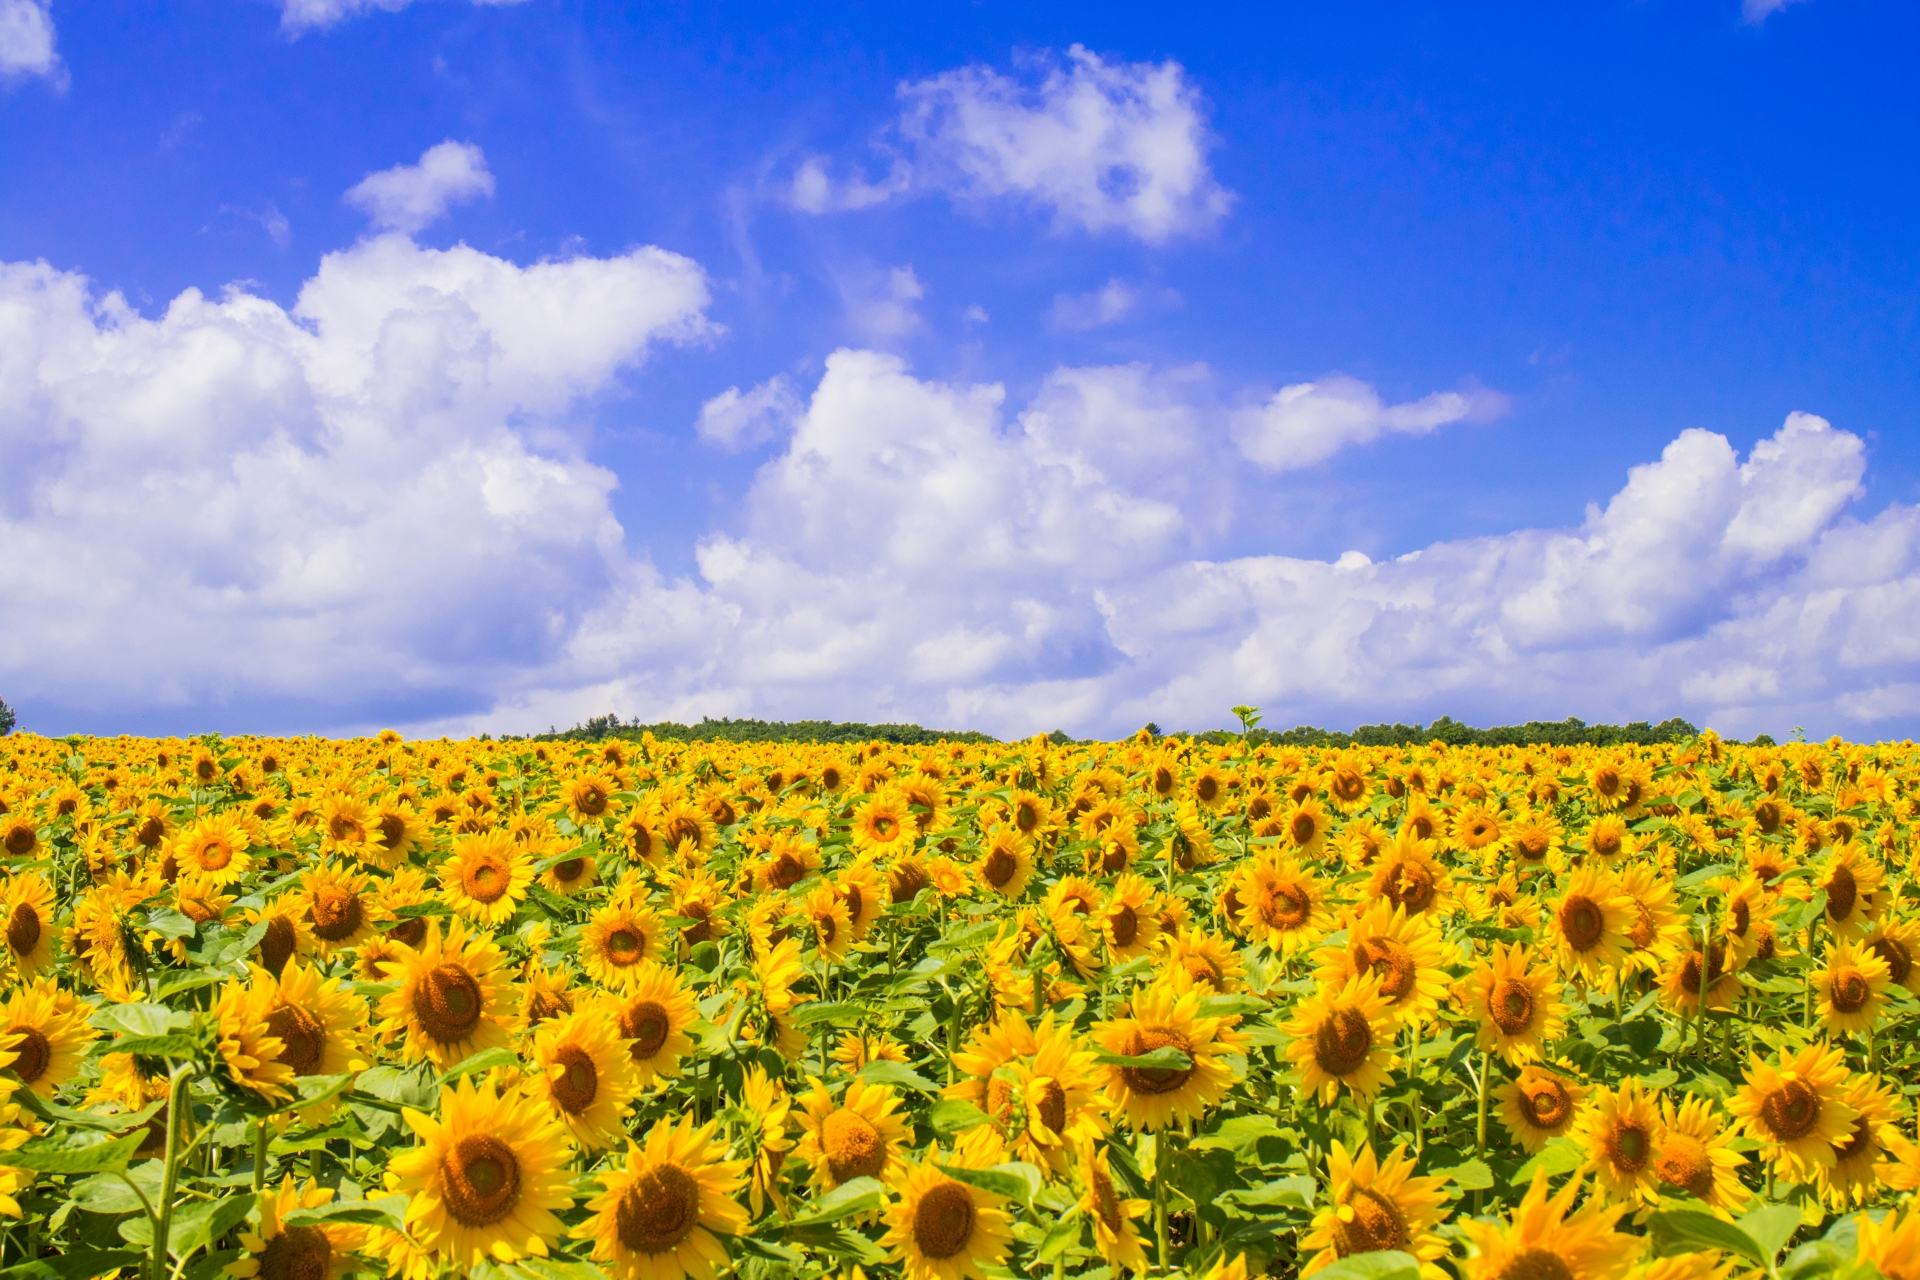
345 141 495 234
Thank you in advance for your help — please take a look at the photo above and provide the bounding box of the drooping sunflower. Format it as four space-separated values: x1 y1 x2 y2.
1367 827 1453 919
1577 1079 1663 1206
740 1066 793 1218
172 812 255 888
1302 1141 1452 1279
390 1075 576 1269
880 1137 1016 1280
0 875 55 978
1812 939 1892 1037
374 918 517 1069
1457 1172 1635 1280
1235 855 1332 956
1282 973 1397 1107
1494 1065 1587 1153
1547 866 1635 980
608 962 698 1089
1077 1139 1150 1275
1727 1041 1859 1180
1463 942 1565 1065
0 978 94 1097
1318 902 1451 1029
225 1175 363 1280
439 831 534 926
1718 873 1782 965
213 965 297 1103
1819 1072 1901 1207
1098 873 1161 961
1094 971 1248 1130
835 861 885 941
581 900 666 992
526 1009 642 1151
1649 1092 1749 1213
793 1074 911 1190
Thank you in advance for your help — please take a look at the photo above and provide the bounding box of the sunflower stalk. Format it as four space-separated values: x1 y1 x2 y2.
1472 1048 1489 1214
150 1065 195 1280
252 1115 269 1192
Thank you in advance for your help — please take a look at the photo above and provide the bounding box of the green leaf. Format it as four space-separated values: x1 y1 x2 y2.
166 1193 256 1260
1311 1250 1422 1280
283 1199 407 1231
785 1176 886 1227
927 1099 992 1136
1510 1137 1584 1186
789 1002 866 1028
287 1072 356 1112
87 1003 183 1038
1035 1208 1083 1264
0 1130 146 1173
1676 862 1736 888
144 908 199 940
0 1250 147 1280
156 971 228 1000
857 1060 939 1093
105 1034 199 1058
391 901 452 919
66 1168 156 1215
1434 1158 1493 1190
354 1065 438 1111
733 1235 807 1265
1196 994 1268 1018
1648 1209 1768 1266
13 1090 164 1133
436 1047 520 1087
1228 1175 1316 1210
934 1162 1036 1207
1092 1046 1192 1071
1738 1202 1804 1264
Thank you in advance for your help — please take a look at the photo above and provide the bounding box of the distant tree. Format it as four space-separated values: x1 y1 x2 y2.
0 697 13 736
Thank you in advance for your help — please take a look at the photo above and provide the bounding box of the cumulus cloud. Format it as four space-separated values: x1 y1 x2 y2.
1234 374 1509 472
793 46 1231 243
696 377 803 451
0 0 61 84
345 141 495 234
0 235 712 730
280 0 527 35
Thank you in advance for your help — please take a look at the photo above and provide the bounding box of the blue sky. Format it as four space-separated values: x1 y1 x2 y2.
3 0 1918 740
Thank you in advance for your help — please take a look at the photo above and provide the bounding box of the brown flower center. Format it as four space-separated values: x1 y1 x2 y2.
526 986 573 1026
1331 1187 1408 1256
1312 1007 1373 1077
1090 1165 1123 1230
1761 1080 1820 1141
549 1044 598 1114
1383 861 1435 913
1289 812 1319 847
1121 1026 1196 1096
604 928 644 966
6 904 41 958
766 853 806 891
912 1181 976 1260
982 847 1017 889
387 917 427 949
1654 1133 1715 1198
463 857 510 904
1519 1078 1573 1130
440 1134 521 1227
620 999 671 1061
1832 1116 1876 1164
1030 1077 1067 1137
615 1163 700 1254
198 840 235 872
7 1026 50 1085
1356 937 1417 1003
1489 978 1535 1036
1868 935 1913 985
1826 865 1858 921
1258 880 1311 930
1559 896 1604 951
890 864 930 904
1829 969 1871 1014
821 1108 886 1182
259 916 298 975
1108 905 1139 948
574 785 609 817
1606 1120 1651 1171
307 886 363 942
259 1224 331 1280
1495 1248 1576 1280
551 858 587 885
265 1001 326 1076
413 963 483 1043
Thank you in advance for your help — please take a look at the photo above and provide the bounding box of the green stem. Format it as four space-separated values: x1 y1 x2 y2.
151 1067 194 1280
251 1116 269 1193
1695 915 1710 1053
1152 1134 1168 1272
1473 1049 1490 1214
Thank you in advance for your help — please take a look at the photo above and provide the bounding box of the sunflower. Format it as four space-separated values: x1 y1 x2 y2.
1507 810 1566 870
268 958 369 1090
1649 1093 1749 1213
793 1075 911 1190
1463 942 1565 1064
1863 917 1920 995
213 965 298 1103
979 1013 1104 1173
1615 861 1683 973
1813 939 1892 1037
853 791 916 860
439 831 534 926
1235 855 1332 956
608 962 698 1089
801 882 853 960
1584 814 1634 864
1367 828 1453 918
1547 866 1635 980
1098 873 1161 961
390 1075 575 1268
1450 802 1504 854
0 874 55 977
1577 1079 1662 1205
1277 796 1332 860
1727 1041 1859 1179
1078 1139 1150 1274
1165 930 1246 993
1458 1172 1635 1280
580 899 667 992
173 812 255 888
740 1066 793 1218
538 847 600 897
374 918 517 1069
1494 1066 1586 1153
1095 971 1248 1130
365 800 421 869
1657 935 1741 1015
525 1009 642 1151
1817 843 1885 939
947 1011 1038 1109
0 978 94 1097
975 827 1035 899
1282 973 1396 1107
0 816 38 861
1819 1072 1901 1207
564 773 622 826
1718 874 1781 965
754 832 820 894
224 1175 362 1280
1302 1141 1451 1279
880 1139 1015 1280
1318 902 1451 1029
832 1030 907 1072
295 861 378 954
243 898 315 977
835 861 885 941
1857 1206 1920 1280
574 1116 747 1280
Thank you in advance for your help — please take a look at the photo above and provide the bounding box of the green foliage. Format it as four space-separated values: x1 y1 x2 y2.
1189 714 1703 749
536 713 997 745
0 696 14 736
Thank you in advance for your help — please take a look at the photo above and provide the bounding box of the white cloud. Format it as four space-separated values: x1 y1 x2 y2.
0 235 713 728
794 45 1231 243
697 377 803 451
344 141 495 234
835 264 926 341
1742 0 1808 22
1048 278 1181 332
1234 374 1509 472
0 0 61 84
280 0 527 35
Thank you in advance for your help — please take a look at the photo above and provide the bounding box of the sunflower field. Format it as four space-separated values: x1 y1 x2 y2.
0 727 1916 1280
